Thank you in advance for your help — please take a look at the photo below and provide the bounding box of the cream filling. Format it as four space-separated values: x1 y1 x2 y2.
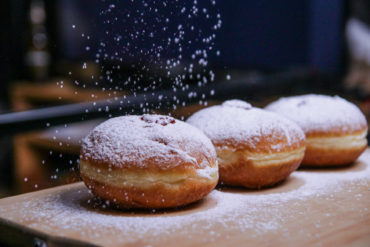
80 161 219 188
217 147 305 167
307 131 367 150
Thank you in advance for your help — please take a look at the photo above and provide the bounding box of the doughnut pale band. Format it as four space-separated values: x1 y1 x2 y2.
306 130 367 150
303 130 368 166
217 146 305 167
80 161 219 188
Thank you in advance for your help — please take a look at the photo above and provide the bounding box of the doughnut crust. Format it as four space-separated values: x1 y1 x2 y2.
265 94 368 166
187 100 305 188
80 115 218 209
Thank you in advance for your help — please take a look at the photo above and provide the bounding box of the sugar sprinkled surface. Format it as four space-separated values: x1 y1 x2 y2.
186 100 305 150
4 151 370 246
265 94 367 134
81 114 216 169
221 99 252 110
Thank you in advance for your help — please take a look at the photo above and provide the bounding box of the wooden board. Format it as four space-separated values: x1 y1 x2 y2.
1 150 370 247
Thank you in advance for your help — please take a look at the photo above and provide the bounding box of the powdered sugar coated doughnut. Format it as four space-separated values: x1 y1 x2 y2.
266 94 368 166
187 100 305 188
80 114 219 209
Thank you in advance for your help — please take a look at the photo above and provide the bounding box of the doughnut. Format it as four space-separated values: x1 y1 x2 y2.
265 94 368 166
80 114 218 209
186 99 305 189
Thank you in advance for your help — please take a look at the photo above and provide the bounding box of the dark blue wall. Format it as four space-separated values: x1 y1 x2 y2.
56 0 344 72
216 1 310 69
215 0 343 71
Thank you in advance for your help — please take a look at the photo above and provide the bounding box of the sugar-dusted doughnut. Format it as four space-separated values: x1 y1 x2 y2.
187 100 305 188
266 94 368 166
80 114 218 209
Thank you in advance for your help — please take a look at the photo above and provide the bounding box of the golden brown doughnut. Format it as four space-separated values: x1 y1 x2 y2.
265 94 368 166
187 100 305 189
80 114 218 209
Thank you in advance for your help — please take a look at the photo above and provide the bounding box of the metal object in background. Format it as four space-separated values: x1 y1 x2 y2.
0 69 335 136
25 0 50 81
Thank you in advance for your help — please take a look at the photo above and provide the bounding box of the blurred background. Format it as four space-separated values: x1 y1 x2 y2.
0 0 369 197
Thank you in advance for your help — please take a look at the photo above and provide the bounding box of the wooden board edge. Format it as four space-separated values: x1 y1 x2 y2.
0 182 84 202
0 217 99 247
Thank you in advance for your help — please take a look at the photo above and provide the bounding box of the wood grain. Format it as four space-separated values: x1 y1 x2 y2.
0 150 370 247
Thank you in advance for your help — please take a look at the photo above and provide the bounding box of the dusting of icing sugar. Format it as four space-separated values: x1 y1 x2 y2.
222 99 252 109
196 165 218 179
7 151 370 246
186 100 305 151
265 94 368 134
140 115 176 126
81 114 216 169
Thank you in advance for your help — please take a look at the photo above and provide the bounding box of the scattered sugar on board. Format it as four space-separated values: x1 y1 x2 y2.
9 151 370 245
